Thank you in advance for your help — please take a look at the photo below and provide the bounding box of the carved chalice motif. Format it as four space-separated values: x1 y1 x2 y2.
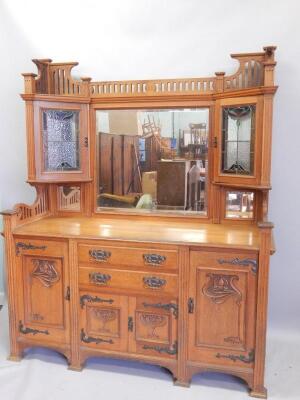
140 313 167 339
93 309 116 333
202 274 242 305
31 259 60 288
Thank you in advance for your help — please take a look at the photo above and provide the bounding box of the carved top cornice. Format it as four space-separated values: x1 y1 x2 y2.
21 46 277 98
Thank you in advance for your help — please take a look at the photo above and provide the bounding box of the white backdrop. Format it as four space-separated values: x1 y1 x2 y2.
0 0 299 333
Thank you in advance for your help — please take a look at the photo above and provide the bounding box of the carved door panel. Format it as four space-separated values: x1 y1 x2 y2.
128 296 178 359
17 249 70 344
79 291 128 352
188 251 257 368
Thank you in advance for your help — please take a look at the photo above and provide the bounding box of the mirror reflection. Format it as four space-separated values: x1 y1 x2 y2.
225 191 254 219
96 108 209 214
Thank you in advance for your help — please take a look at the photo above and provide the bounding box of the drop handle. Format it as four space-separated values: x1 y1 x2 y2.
188 298 194 314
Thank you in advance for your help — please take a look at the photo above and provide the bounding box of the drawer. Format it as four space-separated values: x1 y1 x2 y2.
79 267 178 296
78 243 178 271
190 250 258 272
14 238 66 257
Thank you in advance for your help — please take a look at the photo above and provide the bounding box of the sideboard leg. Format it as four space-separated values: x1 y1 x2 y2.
8 346 23 362
173 377 191 388
68 362 83 372
249 386 268 399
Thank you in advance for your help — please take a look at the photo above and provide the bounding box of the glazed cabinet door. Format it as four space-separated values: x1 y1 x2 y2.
34 101 89 181
16 239 70 344
213 96 263 186
79 291 128 352
128 296 178 359
188 250 257 368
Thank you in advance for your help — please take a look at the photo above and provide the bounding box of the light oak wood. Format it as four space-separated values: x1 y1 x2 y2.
1 47 278 398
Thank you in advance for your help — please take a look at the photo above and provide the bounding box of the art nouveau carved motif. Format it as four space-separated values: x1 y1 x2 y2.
140 313 167 339
31 259 60 288
92 308 117 333
202 274 242 304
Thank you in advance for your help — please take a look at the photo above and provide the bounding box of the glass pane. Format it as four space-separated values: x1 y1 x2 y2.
225 191 254 219
96 108 209 215
42 110 80 171
221 105 255 175
58 186 81 211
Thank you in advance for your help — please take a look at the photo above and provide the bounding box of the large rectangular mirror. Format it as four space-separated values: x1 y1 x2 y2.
96 108 209 215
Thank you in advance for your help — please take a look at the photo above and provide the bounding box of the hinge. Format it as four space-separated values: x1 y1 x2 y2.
188 297 194 314
213 136 218 148
84 137 89 147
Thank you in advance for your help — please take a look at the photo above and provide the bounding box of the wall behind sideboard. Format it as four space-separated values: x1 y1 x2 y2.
0 0 299 332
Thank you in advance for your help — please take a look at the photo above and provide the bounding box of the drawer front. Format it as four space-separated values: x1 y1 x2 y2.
190 250 258 272
79 267 178 296
78 243 178 271
15 238 66 257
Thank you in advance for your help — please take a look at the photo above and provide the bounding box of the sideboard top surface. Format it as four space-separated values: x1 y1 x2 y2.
12 216 264 250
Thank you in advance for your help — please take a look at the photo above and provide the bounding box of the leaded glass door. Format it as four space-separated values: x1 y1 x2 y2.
214 97 262 186
34 101 89 181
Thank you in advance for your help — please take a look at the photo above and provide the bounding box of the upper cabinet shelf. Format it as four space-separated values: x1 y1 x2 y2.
21 46 277 99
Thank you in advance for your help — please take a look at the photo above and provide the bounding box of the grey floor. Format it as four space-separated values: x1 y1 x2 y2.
0 303 299 400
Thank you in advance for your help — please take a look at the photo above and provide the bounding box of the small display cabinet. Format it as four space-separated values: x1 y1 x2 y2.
1 46 277 398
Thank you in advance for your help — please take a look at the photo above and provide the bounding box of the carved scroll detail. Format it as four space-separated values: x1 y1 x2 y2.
31 259 60 288
202 274 242 304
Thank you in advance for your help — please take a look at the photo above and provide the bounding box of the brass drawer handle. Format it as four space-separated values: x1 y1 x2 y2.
89 272 111 285
143 254 166 266
143 276 166 289
89 249 111 262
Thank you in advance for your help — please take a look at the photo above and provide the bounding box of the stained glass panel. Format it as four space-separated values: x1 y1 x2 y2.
221 105 255 175
42 110 80 171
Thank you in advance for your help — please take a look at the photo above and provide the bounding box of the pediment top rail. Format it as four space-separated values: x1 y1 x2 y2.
22 46 276 97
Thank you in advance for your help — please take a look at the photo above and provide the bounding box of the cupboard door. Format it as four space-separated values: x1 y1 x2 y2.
18 253 70 344
188 251 257 368
213 96 263 186
128 296 178 359
79 291 128 352
34 101 89 181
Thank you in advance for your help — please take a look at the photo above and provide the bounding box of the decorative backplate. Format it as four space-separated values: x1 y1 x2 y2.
143 254 166 266
89 272 111 285
16 242 47 256
142 341 178 355
19 320 49 336
216 349 255 364
31 259 60 288
202 273 242 304
89 249 111 262
143 276 166 289
80 294 114 308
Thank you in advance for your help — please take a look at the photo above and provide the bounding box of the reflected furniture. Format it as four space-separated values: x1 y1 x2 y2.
1 46 277 398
